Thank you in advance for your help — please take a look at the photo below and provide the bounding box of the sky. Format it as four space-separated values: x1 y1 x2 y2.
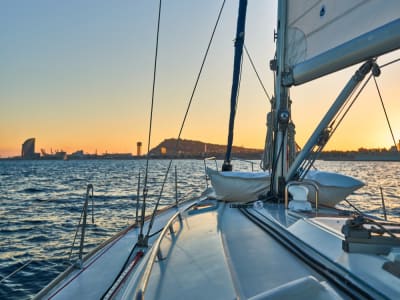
1 1 399 157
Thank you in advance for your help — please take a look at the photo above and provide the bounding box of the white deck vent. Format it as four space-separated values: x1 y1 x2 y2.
288 185 312 211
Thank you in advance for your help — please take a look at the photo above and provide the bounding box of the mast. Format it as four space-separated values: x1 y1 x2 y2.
271 0 290 196
222 0 248 171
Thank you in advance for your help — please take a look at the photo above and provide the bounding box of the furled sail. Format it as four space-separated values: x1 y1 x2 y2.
284 0 400 85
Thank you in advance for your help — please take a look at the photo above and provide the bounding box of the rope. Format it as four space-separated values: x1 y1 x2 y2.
373 75 398 151
343 201 400 239
261 111 274 171
287 121 296 166
269 127 286 195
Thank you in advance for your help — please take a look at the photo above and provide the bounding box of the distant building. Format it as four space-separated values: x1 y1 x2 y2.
21 138 40 159
137 142 142 156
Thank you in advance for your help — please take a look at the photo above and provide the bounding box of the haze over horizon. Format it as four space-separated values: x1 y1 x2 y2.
1 1 400 158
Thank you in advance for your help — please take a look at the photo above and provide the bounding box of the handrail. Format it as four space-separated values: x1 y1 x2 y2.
285 181 320 211
231 157 256 171
135 210 182 300
203 157 218 188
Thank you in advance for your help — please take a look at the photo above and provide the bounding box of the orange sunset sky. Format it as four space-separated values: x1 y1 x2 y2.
1 1 399 158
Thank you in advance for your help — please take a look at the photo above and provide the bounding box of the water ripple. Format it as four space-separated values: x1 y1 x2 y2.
1 159 400 299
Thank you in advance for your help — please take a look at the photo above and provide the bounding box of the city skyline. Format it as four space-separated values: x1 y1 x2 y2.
1 1 400 158
3 136 399 160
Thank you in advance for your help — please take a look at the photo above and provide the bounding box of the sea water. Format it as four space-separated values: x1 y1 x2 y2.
0 159 399 299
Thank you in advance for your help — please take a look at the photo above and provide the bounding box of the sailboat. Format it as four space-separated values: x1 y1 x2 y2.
35 0 400 299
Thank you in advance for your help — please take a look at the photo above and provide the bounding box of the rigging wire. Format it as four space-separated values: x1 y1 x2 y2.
144 0 227 239
243 44 272 102
380 57 400 69
299 58 400 178
330 58 399 150
298 71 372 180
373 75 398 151
329 75 372 138
176 0 227 142
139 0 163 243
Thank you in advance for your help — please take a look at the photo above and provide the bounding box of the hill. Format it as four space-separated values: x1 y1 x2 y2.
149 138 263 159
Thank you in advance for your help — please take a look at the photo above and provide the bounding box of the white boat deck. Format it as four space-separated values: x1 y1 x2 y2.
251 202 400 299
116 201 344 299
35 200 198 300
37 199 400 300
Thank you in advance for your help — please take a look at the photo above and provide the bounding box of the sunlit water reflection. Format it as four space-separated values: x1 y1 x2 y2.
0 159 399 299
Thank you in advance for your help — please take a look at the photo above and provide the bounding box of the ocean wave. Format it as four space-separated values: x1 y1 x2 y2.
1 159 400 299
19 187 45 194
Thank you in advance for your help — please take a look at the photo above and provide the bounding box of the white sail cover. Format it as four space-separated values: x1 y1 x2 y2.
285 0 400 85
207 168 364 206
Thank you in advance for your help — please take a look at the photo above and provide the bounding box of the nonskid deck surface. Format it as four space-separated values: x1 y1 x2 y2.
36 200 197 300
38 198 400 300
247 202 400 299
130 201 344 300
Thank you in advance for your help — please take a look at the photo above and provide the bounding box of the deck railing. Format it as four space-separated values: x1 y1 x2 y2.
68 184 94 267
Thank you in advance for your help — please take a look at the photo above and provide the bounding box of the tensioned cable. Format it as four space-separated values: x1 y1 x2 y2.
329 74 372 140
175 0 227 145
298 58 400 179
145 0 227 239
373 75 398 151
299 72 372 180
331 59 400 144
380 57 400 69
139 0 162 238
300 59 399 177
330 75 363 130
244 44 272 102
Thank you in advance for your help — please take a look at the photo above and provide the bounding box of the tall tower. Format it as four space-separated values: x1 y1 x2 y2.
137 142 142 156
21 138 36 159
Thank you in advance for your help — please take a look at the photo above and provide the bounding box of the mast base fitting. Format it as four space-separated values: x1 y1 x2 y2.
278 110 290 124
222 161 233 172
